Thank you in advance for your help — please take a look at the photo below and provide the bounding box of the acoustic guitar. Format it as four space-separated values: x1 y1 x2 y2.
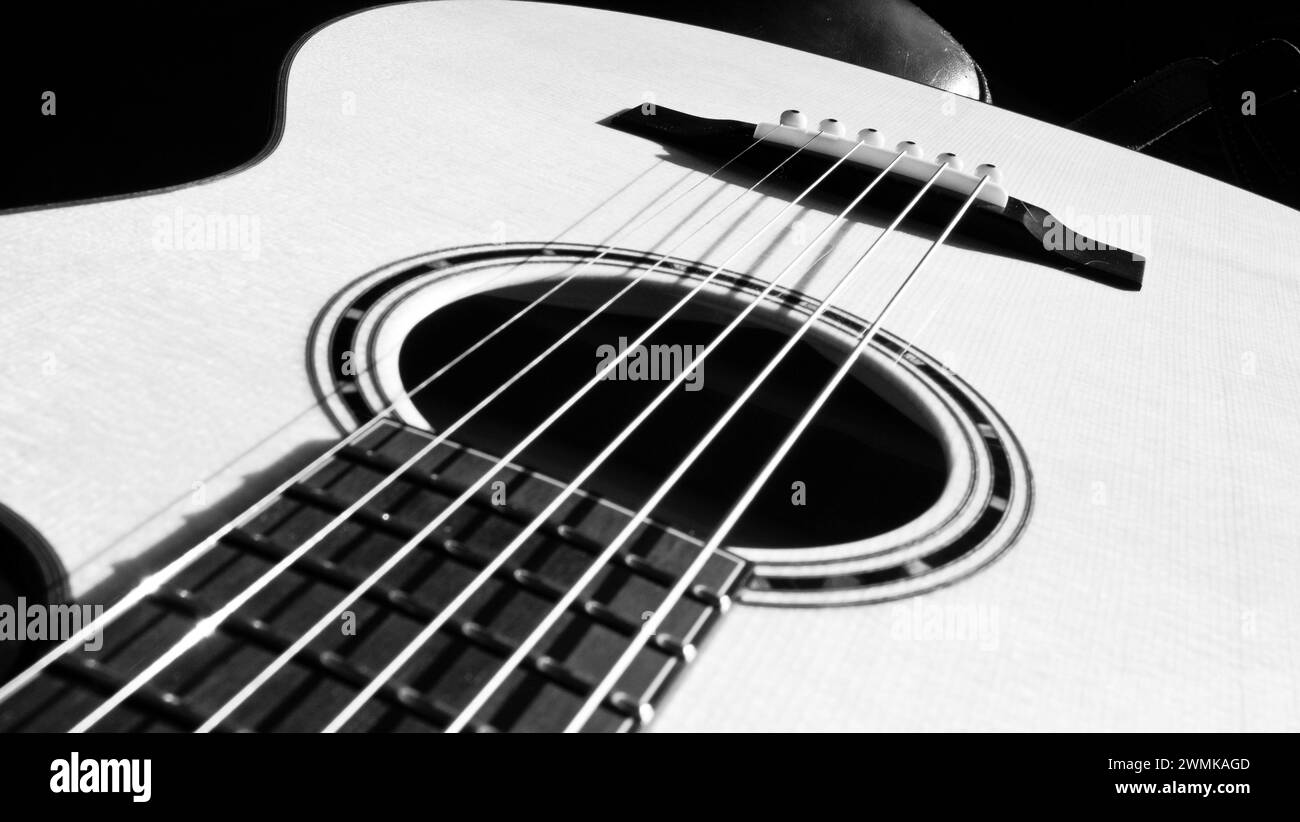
1 0 1296 733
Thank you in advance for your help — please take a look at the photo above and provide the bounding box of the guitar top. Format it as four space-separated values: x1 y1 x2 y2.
0 0 1297 733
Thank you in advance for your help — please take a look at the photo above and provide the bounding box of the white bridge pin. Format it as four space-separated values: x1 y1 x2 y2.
857 128 885 147
779 109 808 129
752 112 1010 208
819 118 846 137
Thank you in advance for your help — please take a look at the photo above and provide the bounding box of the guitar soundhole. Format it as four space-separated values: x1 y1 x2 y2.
395 280 947 548
314 244 1032 605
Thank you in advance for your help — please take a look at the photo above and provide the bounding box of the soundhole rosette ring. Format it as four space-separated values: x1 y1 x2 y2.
308 243 1032 607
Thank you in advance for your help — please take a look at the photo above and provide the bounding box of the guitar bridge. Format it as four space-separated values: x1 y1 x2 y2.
606 104 1145 290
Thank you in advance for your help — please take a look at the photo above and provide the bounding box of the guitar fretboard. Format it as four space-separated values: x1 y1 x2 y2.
0 420 748 732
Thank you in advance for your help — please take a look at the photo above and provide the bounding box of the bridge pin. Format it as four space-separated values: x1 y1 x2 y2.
818 118 846 137
779 109 808 129
857 128 885 147
897 140 923 157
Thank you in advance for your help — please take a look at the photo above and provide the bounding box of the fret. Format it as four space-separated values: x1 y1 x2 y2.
0 419 748 732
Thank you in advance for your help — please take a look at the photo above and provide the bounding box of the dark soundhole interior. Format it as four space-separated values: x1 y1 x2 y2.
397 277 947 549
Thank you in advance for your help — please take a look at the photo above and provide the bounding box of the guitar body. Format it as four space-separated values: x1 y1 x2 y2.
2 0 1298 731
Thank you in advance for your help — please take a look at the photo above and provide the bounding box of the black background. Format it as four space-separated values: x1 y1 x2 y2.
1 1 1297 210
0 732 1282 810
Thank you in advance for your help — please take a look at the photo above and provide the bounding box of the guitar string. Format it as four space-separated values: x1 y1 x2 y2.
565 175 993 732
318 142 902 733
197 137 869 733
435 157 938 731
0 128 773 714
64 130 832 732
